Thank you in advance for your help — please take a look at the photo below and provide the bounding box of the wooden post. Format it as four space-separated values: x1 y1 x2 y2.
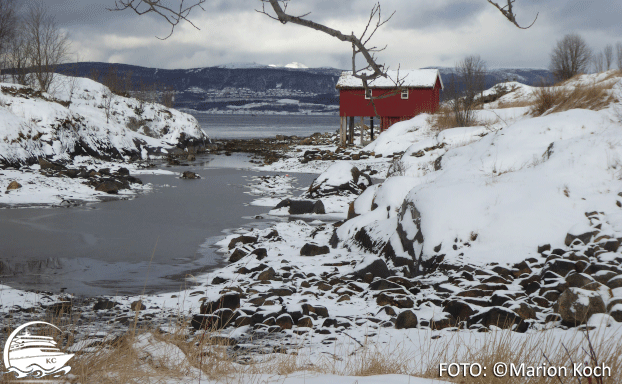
348 116 354 145
340 116 346 146
370 117 374 140
360 116 365 145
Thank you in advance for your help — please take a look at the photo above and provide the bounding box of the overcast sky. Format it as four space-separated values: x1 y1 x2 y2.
37 0 622 70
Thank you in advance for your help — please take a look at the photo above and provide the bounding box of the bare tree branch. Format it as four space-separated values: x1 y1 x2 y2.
109 0 206 40
487 0 538 29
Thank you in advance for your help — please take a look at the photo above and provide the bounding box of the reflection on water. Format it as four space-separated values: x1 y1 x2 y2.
0 156 316 296
192 113 339 139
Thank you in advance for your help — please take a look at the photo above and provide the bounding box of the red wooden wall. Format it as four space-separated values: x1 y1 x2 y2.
339 77 442 130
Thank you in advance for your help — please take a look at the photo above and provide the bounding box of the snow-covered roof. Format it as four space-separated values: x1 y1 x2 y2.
336 69 443 90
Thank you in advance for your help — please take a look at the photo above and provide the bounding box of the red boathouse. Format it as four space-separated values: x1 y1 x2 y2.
336 69 443 143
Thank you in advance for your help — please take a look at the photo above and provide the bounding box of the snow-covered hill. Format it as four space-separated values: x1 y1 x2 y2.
0 75 209 167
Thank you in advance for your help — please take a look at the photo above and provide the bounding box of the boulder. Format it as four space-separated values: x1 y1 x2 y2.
352 258 390 279
556 288 606 325
395 310 418 329
297 316 313 328
276 199 326 214
276 314 294 330
130 300 146 311
443 300 475 321
38 158 66 171
95 181 120 194
229 248 247 263
257 267 276 281
307 162 372 198
201 293 241 314
6 181 21 191
300 243 330 256
251 248 268 260
565 272 595 288
228 235 258 249
117 167 130 176
181 171 200 179
93 299 118 311
470 307 528 333
564 224 599 246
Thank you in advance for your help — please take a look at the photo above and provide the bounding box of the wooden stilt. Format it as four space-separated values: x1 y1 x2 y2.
370 117 374 140
360 116 365 145
348 116 354 145
340 116 346 146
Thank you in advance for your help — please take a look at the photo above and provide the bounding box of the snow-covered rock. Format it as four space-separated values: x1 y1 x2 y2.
0 74 209 166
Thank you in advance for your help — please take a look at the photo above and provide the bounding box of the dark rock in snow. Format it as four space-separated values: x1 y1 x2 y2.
6 181 21 191
181 171 200 179
228 235 258 249
395 310 418 329
93 299 117 311
131 300 146 311
229 248 247 263
95 181 120 194
352 258 390 279
276 199 326 214
300 243 330 256
556 288 605 325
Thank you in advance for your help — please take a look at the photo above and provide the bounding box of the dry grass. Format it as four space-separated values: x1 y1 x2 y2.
2 306 621 384
531 73 620 117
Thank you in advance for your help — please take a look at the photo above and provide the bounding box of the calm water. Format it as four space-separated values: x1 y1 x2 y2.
192 113 339 139
0 155 316 296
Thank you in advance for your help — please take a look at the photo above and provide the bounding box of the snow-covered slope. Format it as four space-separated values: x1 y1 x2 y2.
0 75 209 166
338 73 622 268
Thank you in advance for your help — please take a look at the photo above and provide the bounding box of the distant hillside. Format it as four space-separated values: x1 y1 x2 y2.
53 62 553 114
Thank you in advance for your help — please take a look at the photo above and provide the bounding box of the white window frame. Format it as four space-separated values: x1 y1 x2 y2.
401 89 409 99
365 88 372 100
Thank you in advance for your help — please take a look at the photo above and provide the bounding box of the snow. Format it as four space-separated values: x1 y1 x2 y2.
0 74 208 166
337 69 442 89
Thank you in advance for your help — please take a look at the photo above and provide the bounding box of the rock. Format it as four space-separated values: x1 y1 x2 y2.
565 272 596 288
557 288 606 325
99 168 111 175
212 276 228 284
251 248 268 260
395 310 418 329
6 181 21 191
352 258 390 279
47 301 72 315
235 316 252 327
229 248 247 263
606 275 622 289
117 167 130 176
276 314 294 330
307 162 372 198
565 226 599 246
369 279 402 291
95 181 119 194
300 243 330 256
546 259 576 277
187 154 196 161
228 235 258 249
38 158 66 171
297 316 313 327
270 287 295 297
337 294 351 302
130 300 146 311
443 300 475 321
93 299 117 311
470 307 528 333
376 293 414 308
191 314 219 330
257 267 276 281
276 199 326 214
201 294 241 314
181 171 200 179
302 304 329 318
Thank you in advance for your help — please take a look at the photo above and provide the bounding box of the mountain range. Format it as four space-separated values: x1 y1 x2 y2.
54 62 553 114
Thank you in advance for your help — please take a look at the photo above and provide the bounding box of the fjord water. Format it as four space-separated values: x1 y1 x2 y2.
0 155 315 296
194 113 338 139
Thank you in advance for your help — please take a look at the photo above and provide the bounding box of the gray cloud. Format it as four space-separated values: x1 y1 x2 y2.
28 0 622 70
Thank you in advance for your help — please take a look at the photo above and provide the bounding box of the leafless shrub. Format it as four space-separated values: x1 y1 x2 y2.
530 86 565 116
593 51 605 73
0 0 20 74
20 4 71 92
441 55 487 128
617 42 622 70
550 34 592 81
604 44 614 70
531 79 616 117
387 156 409 177
102 88 115 124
